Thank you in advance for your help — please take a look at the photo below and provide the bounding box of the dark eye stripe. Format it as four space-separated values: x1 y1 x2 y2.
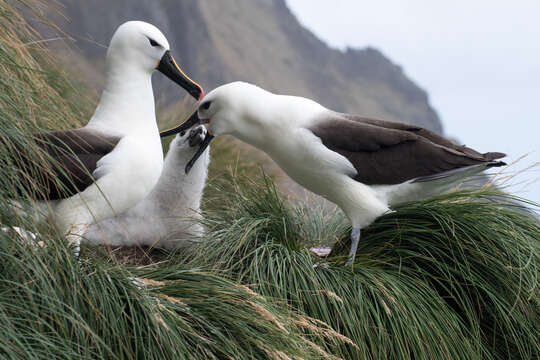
148 38 159 47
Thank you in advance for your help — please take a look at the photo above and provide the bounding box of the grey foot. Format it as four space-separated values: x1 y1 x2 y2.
346 227 361 266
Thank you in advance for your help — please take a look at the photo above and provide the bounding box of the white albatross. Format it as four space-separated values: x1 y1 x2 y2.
11 21 203 255
163 82 506 265
83 125 210 249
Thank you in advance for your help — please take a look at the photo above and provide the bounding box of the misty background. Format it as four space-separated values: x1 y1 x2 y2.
48 0 539 203
287 0 540 203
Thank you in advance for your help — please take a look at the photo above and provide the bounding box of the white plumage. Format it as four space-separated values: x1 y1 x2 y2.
187 82 505 264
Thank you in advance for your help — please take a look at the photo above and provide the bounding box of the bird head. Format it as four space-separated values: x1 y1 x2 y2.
159 82 271 174
106 21 203 100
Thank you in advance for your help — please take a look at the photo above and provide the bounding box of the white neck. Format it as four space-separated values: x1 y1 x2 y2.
231 93 326 152
86 63 157 137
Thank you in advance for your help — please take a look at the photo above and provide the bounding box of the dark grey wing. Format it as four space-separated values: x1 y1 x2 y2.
339 113 505 160
310 114 505 185
19 128 120 200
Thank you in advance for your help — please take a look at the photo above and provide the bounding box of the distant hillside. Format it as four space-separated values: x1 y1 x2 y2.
52 0 442 133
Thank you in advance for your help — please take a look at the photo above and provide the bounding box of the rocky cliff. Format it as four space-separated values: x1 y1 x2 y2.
53 0 442 133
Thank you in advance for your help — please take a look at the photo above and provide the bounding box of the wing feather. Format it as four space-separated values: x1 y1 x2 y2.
309 113 505 185
15 128 120 200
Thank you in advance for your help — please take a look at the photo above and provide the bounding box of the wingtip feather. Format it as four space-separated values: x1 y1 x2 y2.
484 152 506 161
486 160 507 168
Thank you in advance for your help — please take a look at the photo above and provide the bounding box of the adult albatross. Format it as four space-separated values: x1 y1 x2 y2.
12 21 203 255
163 82 506 265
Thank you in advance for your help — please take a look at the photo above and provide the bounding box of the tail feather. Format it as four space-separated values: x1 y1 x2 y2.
412 161 505 183
484 152 506 161
486 160 507 167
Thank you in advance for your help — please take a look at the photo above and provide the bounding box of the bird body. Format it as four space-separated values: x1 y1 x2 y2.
217 88 391 228
173 82 505 263
46 129 163 232
54 39 165 229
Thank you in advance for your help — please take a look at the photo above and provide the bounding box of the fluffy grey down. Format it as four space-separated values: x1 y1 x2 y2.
83 126 210 249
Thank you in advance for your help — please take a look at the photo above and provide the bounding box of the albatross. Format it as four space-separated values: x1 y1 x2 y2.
83 125 210 249
162 82 506 265
12 21 203 255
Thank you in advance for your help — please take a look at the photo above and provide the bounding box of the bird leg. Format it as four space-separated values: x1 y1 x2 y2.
346 227 361 266
66 223 88 258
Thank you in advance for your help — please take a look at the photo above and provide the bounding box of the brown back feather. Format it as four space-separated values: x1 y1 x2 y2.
310 113 506 185
15 128 120 200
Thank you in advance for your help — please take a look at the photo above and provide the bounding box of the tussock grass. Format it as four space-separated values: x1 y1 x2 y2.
190 173 539 359
0 233 338 359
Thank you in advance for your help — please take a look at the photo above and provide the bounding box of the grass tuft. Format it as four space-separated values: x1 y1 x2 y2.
0 233 339 359
189 173 539 359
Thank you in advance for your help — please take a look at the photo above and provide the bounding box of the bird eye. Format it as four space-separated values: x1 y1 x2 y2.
201 101 212 110
148 38 160 47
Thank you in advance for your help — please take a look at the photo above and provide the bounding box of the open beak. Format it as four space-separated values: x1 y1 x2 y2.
160 111 201 138
157 50 204 101
185 133 214 174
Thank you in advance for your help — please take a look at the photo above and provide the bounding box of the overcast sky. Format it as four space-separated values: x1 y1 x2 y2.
286 0 539 203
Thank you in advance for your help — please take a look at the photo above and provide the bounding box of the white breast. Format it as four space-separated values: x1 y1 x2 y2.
50 135 163 230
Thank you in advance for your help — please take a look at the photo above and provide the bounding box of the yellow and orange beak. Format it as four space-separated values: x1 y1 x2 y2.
157 50 204 101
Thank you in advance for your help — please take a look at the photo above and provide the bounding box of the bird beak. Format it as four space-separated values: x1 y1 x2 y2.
157 50 204 101
160 111 201 138
185 133 214 174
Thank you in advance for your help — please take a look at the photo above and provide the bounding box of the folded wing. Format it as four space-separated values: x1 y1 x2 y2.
309 113 505 185
14 128 120 200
